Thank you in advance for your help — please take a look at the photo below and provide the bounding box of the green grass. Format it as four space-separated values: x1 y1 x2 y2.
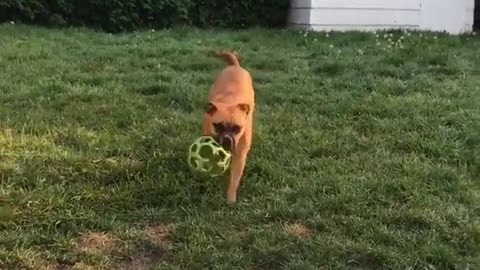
0 24 479 269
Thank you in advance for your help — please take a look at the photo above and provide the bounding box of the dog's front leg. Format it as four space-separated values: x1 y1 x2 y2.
227 152 247 203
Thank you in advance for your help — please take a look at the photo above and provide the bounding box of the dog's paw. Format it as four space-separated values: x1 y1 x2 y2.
226 194 237 203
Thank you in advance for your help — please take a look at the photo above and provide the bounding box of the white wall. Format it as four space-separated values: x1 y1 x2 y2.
420 0 474 33
288 0 475 34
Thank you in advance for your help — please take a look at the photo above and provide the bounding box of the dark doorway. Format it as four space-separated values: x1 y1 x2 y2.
475 0 480 30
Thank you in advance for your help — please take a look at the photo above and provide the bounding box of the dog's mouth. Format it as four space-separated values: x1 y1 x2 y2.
212 122 241 152
215 134 235 152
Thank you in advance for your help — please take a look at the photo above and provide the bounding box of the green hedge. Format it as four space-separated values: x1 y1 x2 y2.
0 0 291 32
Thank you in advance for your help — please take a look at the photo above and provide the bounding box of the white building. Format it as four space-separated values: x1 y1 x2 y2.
289 0 476 34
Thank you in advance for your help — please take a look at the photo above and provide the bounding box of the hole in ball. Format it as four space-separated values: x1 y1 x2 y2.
210 164 224 176
199 144 214 159
191 144 198 153
189 157 197 167
200 137 214 144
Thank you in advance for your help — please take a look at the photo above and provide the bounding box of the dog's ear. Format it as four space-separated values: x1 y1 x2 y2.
237 103 250 115
205 102 217 115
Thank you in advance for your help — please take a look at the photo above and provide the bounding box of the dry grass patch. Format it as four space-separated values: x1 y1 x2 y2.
94 157 144 172
70 228 173 270
70 262 96 270
43 265 68 270
144 224 175 246
74 232 119 254
285 223 312 239
116 252 165 270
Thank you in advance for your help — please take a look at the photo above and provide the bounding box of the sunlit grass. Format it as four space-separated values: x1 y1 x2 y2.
0 24 479 269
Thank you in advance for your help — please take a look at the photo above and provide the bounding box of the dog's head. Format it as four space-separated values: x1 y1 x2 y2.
204 101 250 152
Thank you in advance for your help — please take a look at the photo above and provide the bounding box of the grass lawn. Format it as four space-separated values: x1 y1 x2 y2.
0 24 479 269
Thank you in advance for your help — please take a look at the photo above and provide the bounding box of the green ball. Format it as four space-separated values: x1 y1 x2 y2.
188 136 232 177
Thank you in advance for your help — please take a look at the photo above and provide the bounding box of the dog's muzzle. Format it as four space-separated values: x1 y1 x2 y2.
215 134 234 152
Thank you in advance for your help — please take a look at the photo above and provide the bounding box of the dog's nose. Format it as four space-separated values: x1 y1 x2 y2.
217 135 234 151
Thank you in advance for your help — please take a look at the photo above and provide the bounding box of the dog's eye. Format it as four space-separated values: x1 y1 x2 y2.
232 125 241 134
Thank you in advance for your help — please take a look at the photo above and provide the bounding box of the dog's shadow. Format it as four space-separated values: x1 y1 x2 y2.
128 137 230 208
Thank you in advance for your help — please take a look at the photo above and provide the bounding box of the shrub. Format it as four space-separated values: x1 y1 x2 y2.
0 0 291 32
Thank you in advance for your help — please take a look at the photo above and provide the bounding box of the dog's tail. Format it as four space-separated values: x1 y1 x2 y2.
214 51 240 66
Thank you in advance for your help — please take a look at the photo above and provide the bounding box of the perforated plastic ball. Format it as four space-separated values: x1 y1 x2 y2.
188 136 231 177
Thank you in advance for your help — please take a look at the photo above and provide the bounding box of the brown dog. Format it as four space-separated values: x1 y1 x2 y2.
202 51 255 203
